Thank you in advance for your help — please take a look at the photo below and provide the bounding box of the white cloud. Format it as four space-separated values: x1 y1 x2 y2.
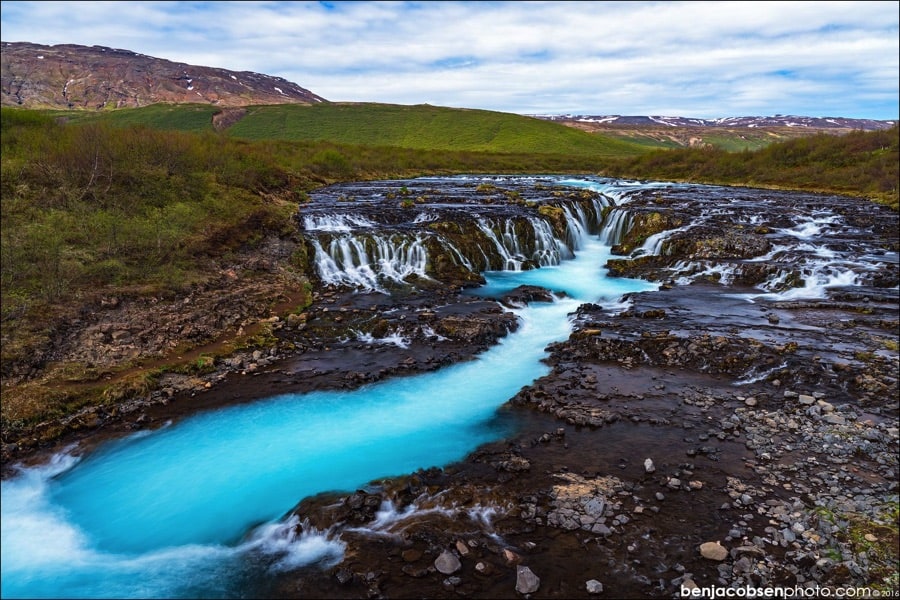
1 0 897 118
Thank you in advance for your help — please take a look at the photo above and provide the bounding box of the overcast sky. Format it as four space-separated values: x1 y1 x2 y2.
2 1 898 119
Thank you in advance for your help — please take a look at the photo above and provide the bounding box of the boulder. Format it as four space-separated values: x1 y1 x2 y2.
434 550 461 575
700 541 728 561
515 566 540 594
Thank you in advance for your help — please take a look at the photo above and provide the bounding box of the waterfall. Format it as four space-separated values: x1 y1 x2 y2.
311 233 429 291
302 214 376 231
756 263 861 299
528 218 572 266
598 208 632 246
474 217 575 271
476 219 524 271
631 223 696 258
560 204 589 250
306 192 614 291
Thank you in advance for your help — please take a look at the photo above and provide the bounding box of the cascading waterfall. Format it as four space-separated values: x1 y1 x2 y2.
755 263 861 300
474 217 573 271
302 214 376 231
668 260 739 286
311 234 430 291
528 217 572 265
307 199 612 290
598 208 632 246
631 223 696 258
559 204 589 250
777 214 842 239
476 219 525 271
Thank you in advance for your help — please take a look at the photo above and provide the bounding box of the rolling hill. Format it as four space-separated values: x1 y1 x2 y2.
225 103 649 156
39 101 650 157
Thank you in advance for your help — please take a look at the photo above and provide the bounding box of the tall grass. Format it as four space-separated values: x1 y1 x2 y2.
603 126 900 208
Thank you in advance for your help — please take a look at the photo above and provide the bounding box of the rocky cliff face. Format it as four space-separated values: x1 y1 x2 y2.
1 41 327 109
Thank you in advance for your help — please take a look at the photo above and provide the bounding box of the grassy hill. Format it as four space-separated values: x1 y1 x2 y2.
49 104 222 133
227 103 650 156
47 102 652 157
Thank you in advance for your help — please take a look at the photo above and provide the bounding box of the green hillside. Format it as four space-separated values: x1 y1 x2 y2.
226 103 650 157
49 104 220 133
40 102 652 157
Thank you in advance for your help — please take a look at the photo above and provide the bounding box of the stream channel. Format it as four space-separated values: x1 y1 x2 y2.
1 178 660 598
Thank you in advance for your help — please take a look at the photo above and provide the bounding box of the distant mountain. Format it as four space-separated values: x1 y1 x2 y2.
531 114 896 131
0 41 326 109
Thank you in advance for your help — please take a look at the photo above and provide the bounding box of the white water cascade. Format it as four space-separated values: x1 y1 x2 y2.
473 217 572 271
598 208 633 246
311 234 430 291
307 197 613 291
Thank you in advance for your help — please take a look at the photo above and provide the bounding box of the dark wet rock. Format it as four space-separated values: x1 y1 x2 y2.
494 454 531 473
435 311 518 346
500 285 559 306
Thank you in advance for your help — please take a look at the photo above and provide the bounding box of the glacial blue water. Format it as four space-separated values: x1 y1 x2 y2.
1 183 657 599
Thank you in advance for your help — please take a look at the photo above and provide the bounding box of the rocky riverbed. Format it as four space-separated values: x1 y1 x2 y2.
257 177 898 599
2 176 897 598
251 284 898 599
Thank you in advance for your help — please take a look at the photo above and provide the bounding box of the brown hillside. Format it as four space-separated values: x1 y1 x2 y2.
0 41 326 109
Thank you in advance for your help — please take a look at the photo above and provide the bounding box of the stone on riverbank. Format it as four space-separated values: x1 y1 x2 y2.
515 566 540 594
700 541 728 561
